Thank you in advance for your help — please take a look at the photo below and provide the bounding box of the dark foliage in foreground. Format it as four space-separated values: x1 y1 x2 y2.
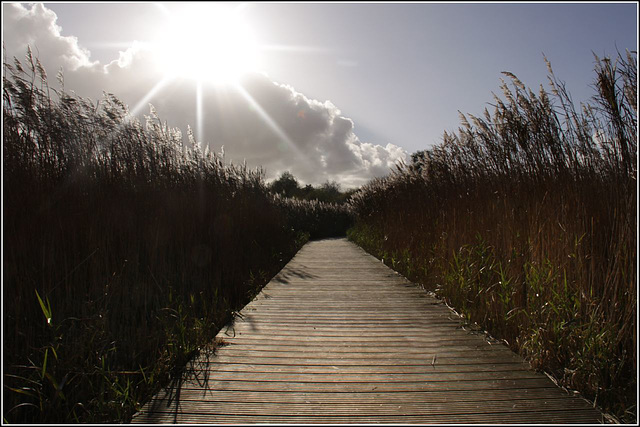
348 52 636 422
2 49 351 423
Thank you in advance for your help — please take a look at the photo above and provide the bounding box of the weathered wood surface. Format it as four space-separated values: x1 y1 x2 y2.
132 238 603 424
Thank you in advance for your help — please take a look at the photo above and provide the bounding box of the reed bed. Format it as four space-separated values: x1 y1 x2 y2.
2 49 350 423
274 194 353 239
348 51 636 422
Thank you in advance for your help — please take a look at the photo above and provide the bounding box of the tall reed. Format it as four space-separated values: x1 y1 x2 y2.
2 49 349 423
348 51 636 422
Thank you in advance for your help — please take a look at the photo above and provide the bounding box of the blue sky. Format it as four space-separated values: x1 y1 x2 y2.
3 2 637 186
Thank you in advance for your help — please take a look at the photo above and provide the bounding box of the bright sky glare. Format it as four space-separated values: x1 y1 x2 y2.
3 2 637 187
152 3 261 84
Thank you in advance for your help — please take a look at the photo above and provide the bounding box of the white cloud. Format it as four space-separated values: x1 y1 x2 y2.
2 3 406 188
2 3 97 71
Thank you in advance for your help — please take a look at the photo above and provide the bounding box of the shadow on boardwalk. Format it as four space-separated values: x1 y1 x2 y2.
273 265 318 284
140 347 219 424
136 263 317 422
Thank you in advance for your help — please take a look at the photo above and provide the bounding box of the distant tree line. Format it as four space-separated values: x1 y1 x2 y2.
269 171 357 204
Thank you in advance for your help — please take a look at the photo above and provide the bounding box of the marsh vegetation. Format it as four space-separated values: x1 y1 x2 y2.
2 49 351 423
348 52 637 422
2 48 636 423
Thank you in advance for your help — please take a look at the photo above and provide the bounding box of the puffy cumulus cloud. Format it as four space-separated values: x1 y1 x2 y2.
217 74 406 187
2 3 406 188
2 3 97 72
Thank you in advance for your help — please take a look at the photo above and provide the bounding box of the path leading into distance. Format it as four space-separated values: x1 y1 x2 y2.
132 238 603 424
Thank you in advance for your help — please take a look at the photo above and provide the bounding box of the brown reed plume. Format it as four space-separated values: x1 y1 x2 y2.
348 51 637 422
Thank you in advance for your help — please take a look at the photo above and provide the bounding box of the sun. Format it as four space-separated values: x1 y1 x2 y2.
153 4 260 85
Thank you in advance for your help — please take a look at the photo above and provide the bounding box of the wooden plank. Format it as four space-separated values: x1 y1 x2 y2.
137 398 595 416
215 345 508 354
229 316 467 324
212 347 517 357
219 336 499 345
134 411 603 424
206 355 528 365
197 355 527 365
221 326 470 337
234 314 463 319
218 329 484 338
153 377 565 393
166 370 542 383
180 362 532 374
145 388 568 404
133 238 602 424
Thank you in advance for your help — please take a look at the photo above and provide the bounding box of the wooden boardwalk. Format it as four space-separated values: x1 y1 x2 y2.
132 238 604 424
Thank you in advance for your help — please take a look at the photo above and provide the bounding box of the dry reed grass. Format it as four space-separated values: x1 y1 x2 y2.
2 48 351 423
348 51 636 422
